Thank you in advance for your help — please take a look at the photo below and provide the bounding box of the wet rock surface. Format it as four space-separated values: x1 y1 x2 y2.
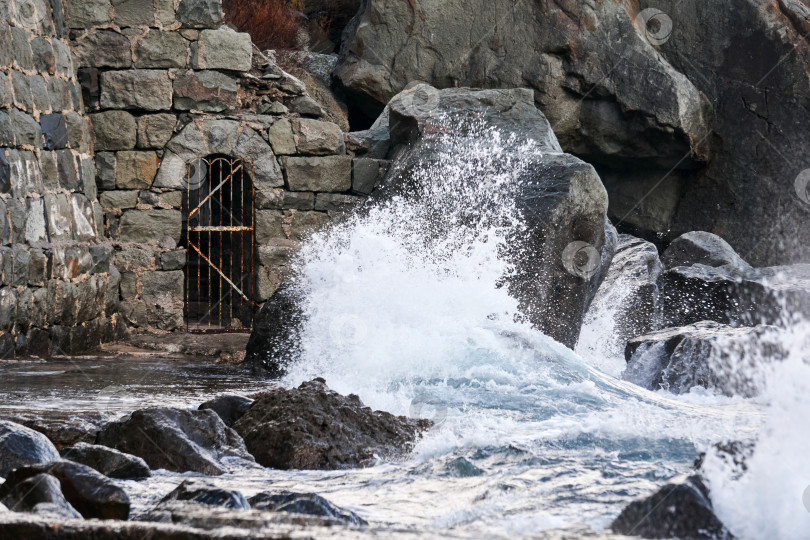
0 420 60 477
250 491 367 526
233 379 431 470
0 460 130 520
155 479 250 511
0 472 82 520
245 282 305 376
198 394 253 428
95 408 255 476
60 443 150 480
611 475 733 539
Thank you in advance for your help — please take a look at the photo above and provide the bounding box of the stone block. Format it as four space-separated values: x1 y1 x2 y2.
0 72 11 108
0 199 9 244
119 271 137 299
202 118 240 154
173 69 238 113
90 110 137 151
44 194 74 242
30 37 55 75
119 209 182 243
281 191 314 210
28 248 47 286
6 198 25 244
0 23 12 68
352 158 389 195
39 150 58 189
24 198 47 243
115 247 154 271
115 151 159 189
0 287 16 330
52 40 72 76
266 118 296 155
282 155 352 192
76 276 102 323
52 245 93 280
176 0 222 28
8 109 41 148
112 0 154 27
96 151 116 190
152 150 184 189
65 112 92 153
257 240 299 267
29 75 51 113
0 111 11 146
290 96 324 117
165 120 206 156
79 156 97 200
10 26 33 71
100 190 138 209
55 149 80 191
314 193 361 213
136 113 176 149
192 29 252 72
41 113 68 150
160 249 186 270
76 30 131 68
11 73 32 112
255 210 284 244
293 118 343 155
155 0 175 25
5 246 30 286
234 128 283 189
8 149 43 198
135 31 188 68
159 190 182 208
289 211 330 241
256 265 281 301
89 244 114 274
100 70 173 111
72 194 98 240
47 77 72 113
78 67 99 110
66 0 112 28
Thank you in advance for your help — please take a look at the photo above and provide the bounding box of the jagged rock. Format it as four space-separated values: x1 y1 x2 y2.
0 473 82 520
233 379 430 470
0 420 60 477
250 491 367 526
662 231 752 273
624 321 785 397
245 283 304 376
60 443 150 480
0 460 129 520
611 475 733 539
95 408 255 475
198 394 253 427
151 480 250 514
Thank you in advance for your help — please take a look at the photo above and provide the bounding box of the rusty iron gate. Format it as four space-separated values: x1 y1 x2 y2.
183 156 256 332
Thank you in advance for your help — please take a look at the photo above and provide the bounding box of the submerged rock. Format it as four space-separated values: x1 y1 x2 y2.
61 443 150 480
233 379 430 470
0 420 60 477
250 491 367 526
198 394 253 428
0 460 129 520
611 475 733 539
0 473 82 520
95 408 255 476
159 480 250 510
624 321 784 397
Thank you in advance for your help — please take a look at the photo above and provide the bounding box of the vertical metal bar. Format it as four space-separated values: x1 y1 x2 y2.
186 163 189 332
218 160 223 329
207 159 211 330
230 160 234 328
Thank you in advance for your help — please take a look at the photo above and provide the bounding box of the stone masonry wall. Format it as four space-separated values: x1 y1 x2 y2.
0 0 123 357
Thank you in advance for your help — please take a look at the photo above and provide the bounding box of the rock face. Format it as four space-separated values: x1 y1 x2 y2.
198 394 254 427
0 472 82 520
624 321 785 397
95 408 255 476
0 420 60 477
661 231 752 273
336 0 810 266
60 443 151 480
245 282 305 376
0 460 130 520
233 379 430 470
611 475 733 539
250 491 367 526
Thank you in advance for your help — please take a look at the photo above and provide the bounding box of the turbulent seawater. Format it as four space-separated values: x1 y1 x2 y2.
3 126 810 538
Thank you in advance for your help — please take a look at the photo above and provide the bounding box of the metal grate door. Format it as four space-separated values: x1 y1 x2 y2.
183 156 256 332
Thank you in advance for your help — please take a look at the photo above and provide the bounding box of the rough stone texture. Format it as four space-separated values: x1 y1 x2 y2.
282 155 351 192
249 491 367 526
114 151 158 189
134 31 188 69
266 118 296 155
100 70 173 111
245 284 303 375
173 69 238 112
176 0 222 28
233 379 430 469
156 479 249 510
118 209 181 243
351 157 388 195
624 321 785 398
198 394 253 428
95 408 255 475
60 443 150 480
0 460 130 520
100 190 137 209
611 475 732 539
293 118 343 155
662 231 752 273
0 420 60 477
90 111 136 151
193 29 252 72
0 473 82 520
75 30 131 68
136 113 175 149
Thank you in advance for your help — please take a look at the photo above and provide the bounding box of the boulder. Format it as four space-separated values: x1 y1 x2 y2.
198 394 253 427
245 283 305 376
661 231 752 273
154 479 249 510
0 472 82 520
623 321 785 397
0 460 130 520
95 408 255 476
232 379 431 470
250 491 367 526
0 420 60 477
60 443 150 480
610 475 733 539
581 235 663 355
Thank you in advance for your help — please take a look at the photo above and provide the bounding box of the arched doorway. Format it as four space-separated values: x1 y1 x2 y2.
182 155 256 332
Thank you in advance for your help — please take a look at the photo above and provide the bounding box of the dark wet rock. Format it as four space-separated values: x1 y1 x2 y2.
583 235 663 354
198 394 253 428
233 379 431 470
611 475 733 539
624 321 785 397
0 473 82 520
245 283 304 376
2 413 104 450
694 441 755 479
0 420 60 477
0 460 129 520
95 408 255 476
249 491 367 526
445 457 484 478
662 232 752 274
60 443 150 480
158 480 249 510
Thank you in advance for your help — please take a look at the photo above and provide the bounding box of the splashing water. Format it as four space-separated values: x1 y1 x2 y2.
276 124 807 536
